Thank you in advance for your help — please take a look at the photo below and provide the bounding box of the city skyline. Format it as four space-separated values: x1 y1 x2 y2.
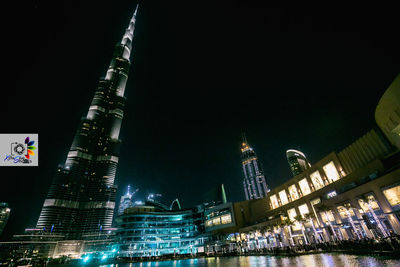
1 2 399 241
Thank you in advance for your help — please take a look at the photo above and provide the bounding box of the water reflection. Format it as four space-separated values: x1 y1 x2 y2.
87 254 400 267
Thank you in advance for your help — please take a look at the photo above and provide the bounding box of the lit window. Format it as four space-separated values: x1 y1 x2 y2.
287 208 297 221
383 185 400 207
298 203 309 217
288 184 299 201
323 161 340 183
358 195 380 212
221 214 232 224
212 217 221 225
310 170 324 190
270 194 279 209
320 210 335 222
298 178 311 196
337 205 355 219
279 190 289 205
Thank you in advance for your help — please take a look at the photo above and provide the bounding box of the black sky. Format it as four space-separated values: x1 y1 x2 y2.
0 2 399 240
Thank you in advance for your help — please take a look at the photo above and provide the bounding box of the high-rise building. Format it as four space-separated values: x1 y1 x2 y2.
36 5 139 239
0 203 10 236
286 149 311 176
118 185 138 215
240 136 269 200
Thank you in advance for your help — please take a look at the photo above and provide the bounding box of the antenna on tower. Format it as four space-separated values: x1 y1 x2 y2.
241 132 248 144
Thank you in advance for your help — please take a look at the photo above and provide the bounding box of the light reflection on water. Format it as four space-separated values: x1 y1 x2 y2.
93 254 400 267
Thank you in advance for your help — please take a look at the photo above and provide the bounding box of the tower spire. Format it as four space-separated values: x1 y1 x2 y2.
241 132 248 144
121 4 139 51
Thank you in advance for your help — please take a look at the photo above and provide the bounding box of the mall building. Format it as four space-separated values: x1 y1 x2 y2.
227 74 400 251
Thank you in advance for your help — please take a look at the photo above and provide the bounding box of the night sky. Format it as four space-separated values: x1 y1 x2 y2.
1 2 399 240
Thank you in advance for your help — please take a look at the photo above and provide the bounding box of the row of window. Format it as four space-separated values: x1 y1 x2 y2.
281 184 400 228
205 213 232 228
270 161 341 209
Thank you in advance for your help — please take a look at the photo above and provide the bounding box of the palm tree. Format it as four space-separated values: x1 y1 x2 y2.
317 204 338 241
304 213 322 243
359 194 388 238
294 215 309 245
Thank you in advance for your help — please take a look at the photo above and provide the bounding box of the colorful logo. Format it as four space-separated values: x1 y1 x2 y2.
24 136 36 159
5 136 36 163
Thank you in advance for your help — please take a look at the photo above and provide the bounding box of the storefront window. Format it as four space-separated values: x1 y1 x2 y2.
337 205 355 219
358 195 380 212
213 217 221 225
279 190 289 205
270 194 279 209
320 210 335 222
287 208 297 221
310 170 324 190
221 214 232 224
288 184 299 201
298 203 309 217
298 178 311 196
323 161 340 183
383 185 400 207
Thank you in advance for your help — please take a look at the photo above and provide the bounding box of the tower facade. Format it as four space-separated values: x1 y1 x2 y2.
0 203 10 236
240 137 269 200
286 149 311 176
36 6 139 238
118 185 138 215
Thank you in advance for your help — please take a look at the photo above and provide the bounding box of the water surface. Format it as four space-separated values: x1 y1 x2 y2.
77 254 400 267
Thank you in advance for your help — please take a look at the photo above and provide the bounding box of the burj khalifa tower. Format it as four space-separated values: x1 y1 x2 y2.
36 5 139 239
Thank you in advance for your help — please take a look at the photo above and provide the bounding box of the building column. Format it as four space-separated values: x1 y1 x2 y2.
373 189 400 234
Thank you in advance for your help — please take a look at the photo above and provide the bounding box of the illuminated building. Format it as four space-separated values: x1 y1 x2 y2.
115 202 205 257
118 185 138 215
0 203 10 236
233 127 399 249
286 149 311 177
240 136 269 200
375 74 400 150
36 5 139 239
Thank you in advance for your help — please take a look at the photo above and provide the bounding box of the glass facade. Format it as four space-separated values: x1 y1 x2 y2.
320 210 335 222
310 170 324 190
323 161 340 183
298 203 309 217
270 195 279 209
298 178 311 196
287 208 297 221
279 190 289 205
116 204 204 257
383 185 400 207
205 206 233 228
288 184 300 201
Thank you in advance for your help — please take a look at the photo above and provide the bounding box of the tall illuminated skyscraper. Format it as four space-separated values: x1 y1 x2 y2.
240 136 269 200
36 5 139 238
286 149 311 176
118 185 138 215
